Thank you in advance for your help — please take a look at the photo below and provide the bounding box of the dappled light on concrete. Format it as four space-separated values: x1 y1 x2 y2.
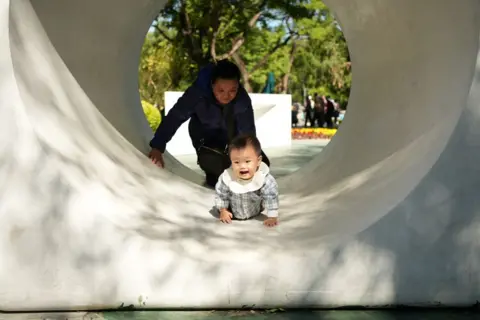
1 0 480 311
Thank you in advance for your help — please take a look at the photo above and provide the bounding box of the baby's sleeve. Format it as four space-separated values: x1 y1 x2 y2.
261 174 279 218
214 178 231 210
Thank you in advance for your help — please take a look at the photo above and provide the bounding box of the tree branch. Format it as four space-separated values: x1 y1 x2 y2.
232 52 252 92
180 0 193 36
210 6 223 61
250 35 292 74
154 24 173 42
211 0 268 61
231 52 246 72
248 11 263 28
214 37 246 61
210 29 219 60
280 39 297 93
179 0 204 64
212 15 259 60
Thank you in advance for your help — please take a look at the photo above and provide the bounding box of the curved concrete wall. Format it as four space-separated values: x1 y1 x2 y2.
0 0 480 310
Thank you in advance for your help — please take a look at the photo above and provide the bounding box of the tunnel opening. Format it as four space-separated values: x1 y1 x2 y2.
137 0 352 182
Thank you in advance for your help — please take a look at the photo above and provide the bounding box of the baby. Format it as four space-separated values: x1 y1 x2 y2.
214 133 279 227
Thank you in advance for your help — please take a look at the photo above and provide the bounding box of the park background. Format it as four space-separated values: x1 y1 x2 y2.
137 0 351 141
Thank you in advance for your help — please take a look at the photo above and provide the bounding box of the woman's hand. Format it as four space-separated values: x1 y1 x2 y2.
149 148 165 168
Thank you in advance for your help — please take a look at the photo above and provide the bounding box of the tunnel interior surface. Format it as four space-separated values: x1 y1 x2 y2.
1 0 480 310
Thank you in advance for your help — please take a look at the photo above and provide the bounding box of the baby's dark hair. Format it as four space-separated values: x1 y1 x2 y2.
211 59 241 84
228 133 262 157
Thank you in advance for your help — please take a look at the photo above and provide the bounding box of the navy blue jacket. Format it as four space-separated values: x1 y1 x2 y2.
149 64 256 153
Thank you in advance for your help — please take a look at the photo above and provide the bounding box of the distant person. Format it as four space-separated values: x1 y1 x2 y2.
332 100 340 127
325 96 335 128
305 95 315 127
291 103 299 127
215 134 279 227
313 93 325 127
148 59 269 187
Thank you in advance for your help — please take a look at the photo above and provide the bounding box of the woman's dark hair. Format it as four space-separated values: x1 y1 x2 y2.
228 133 262 157
211 59 241 84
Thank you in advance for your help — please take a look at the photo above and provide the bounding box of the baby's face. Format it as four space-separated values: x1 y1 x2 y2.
230 145 261 180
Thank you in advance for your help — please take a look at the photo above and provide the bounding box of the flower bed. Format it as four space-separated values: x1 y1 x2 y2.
292 128 337 140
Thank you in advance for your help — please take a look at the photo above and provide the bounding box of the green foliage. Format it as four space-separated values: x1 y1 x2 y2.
138 0 351 110
141 100 162 132
138 33 172 108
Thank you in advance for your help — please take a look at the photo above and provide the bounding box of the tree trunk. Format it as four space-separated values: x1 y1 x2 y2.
232 52 252 92
281 40 297 94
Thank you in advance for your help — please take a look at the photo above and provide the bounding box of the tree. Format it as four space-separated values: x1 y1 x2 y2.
141 100 162 132
152 0 312 66
288 1 352 105
229 0 343 94
153 0 270 67
231 18 296 92
138 32 173 108
140 0 352 107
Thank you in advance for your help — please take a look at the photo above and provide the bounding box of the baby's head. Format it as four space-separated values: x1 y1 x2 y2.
228 134 262 180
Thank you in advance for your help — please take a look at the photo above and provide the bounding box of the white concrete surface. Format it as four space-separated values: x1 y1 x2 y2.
164 91 292 155
1 0 480 311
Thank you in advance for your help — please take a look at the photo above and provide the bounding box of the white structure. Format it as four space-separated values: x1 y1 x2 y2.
2 0 480 311
164 91 292 155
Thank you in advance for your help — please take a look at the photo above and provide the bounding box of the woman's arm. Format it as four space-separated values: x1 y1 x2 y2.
149 86 202 152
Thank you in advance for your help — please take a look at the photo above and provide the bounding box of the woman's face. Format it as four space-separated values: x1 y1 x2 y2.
212 78 239 105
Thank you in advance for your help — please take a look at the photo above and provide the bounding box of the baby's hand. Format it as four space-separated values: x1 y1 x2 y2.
220 209 233 224
264 217 278 227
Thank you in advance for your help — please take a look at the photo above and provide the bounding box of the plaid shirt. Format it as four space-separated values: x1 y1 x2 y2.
215 173 279 220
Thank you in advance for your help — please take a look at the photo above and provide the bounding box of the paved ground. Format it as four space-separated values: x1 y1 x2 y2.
2 310 479 319
175 139 330 178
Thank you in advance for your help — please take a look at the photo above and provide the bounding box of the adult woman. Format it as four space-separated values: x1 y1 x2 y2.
149 59 269 187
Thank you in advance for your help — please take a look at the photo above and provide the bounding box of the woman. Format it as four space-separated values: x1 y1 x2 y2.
149 59 269 187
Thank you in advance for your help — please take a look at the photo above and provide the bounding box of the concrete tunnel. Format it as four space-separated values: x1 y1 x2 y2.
2 0 480 311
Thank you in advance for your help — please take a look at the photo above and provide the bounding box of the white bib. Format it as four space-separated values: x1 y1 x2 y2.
221 162 270 194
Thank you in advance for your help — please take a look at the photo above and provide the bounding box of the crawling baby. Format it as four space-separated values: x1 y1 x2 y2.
214 133 279 227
